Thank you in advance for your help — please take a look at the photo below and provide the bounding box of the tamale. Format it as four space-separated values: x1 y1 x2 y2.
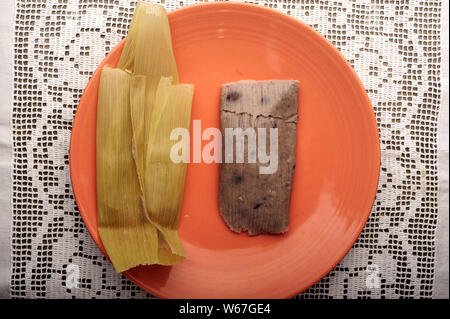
219 80 298 235
96 66 159 272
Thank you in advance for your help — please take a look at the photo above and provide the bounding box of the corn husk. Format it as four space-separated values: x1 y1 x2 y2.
96 66 159 272
130 75 188 265
126 3 179 180
133 4 178 82
116 1 145 71
118 2 178 83
144 78 194 257
129 75 147 191
97 2 192 272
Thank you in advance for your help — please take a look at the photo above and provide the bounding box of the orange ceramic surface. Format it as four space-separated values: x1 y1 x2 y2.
69 3 380 298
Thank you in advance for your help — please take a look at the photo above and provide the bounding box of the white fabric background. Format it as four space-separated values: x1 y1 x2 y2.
434 0 449 299
0 0 13 299
0 0 448 298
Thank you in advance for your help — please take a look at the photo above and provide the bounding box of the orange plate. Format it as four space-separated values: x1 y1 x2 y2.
69 3 380 298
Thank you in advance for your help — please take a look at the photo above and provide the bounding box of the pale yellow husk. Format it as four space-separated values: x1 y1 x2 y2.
144 78 194 257
96 67 159 273
97 2 192 272
129 75 147 192
116 1 144 71
125 2 179 179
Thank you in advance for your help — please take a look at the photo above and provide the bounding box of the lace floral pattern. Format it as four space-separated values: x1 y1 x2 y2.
11 0 441 298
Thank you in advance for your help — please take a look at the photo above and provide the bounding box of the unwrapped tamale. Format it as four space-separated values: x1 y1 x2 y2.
219 80 299 235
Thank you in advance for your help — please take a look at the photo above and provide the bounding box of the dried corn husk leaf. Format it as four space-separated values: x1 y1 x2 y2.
128 3 179 179
130 75 147 191
130 75 186 265
96 66 159 272
97 2 191 271
134 4 179 83
144 79 194 257
116 1 145 71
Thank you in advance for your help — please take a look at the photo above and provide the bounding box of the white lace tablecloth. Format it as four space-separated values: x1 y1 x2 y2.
0 0 448 299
